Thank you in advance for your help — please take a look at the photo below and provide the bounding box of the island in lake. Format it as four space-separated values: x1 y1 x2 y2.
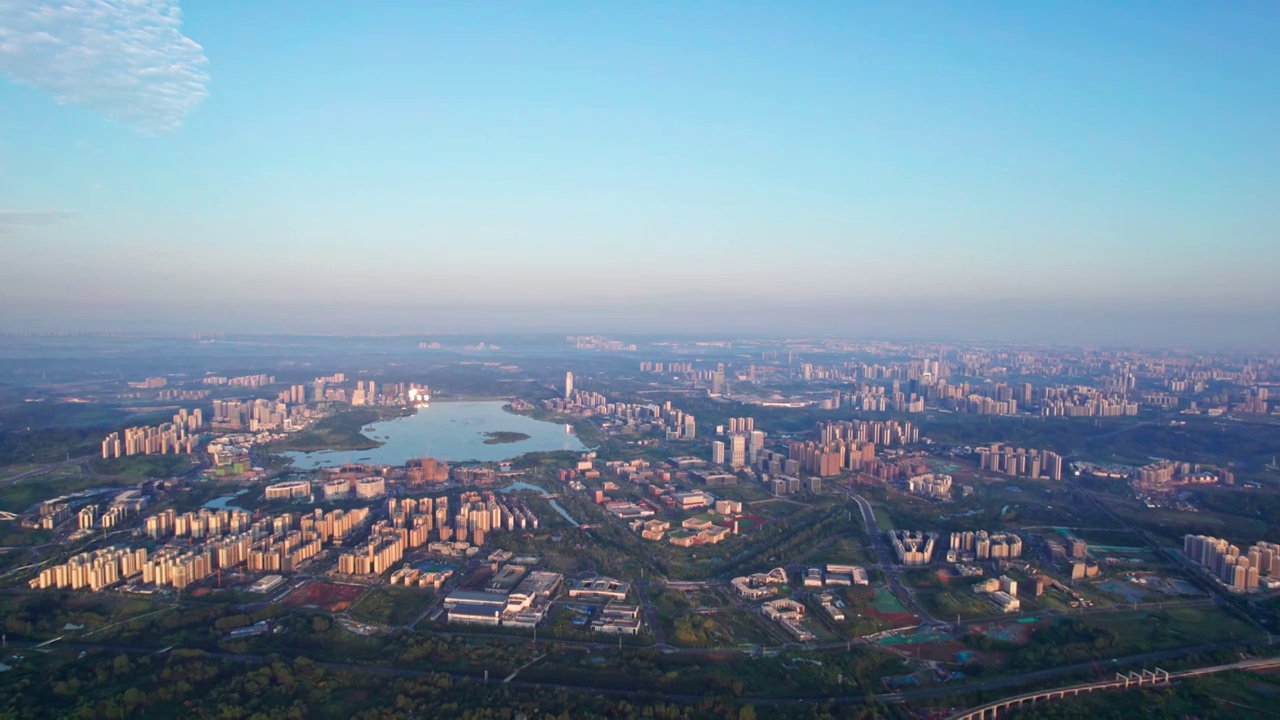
483 431 531 445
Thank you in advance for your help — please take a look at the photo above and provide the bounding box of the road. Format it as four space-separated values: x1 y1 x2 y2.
0 455 94 488
948 654 1280 720
850 491 938 624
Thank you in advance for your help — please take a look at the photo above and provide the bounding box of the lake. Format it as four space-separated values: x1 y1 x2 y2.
284 401 587 469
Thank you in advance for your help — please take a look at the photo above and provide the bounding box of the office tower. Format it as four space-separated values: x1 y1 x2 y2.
749 430 765 462
712 363 725 396
712 441 725 465
728 433 747 468
565 372 574 399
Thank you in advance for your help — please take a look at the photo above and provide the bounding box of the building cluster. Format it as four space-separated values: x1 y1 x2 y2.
639 361 694 374
944 531 1023 563
211 398 322 432
713 431 765 471
30 546 150 591
814 592 846 621
781 419 918 478
1037 386 1138 417
1045 534 1089 561
973 575 1022 613
615 491 746 546
569 336 636 351
28 501 71 530
203 374 275 387
313 476 388 501
590 602 643 635
1232 386 1271 415
157 388 211 402
568 576 631 601
976 444 1065 481
1043 533 1100 581
445 567 564 627
731 567 790 600
77 489 148 531
906 473 952 500
265 479 313 501
765 474 822 495
35 506 371 591
762 598 815 641
802 564 869 588
335 493 537 576
101 408 203 459
389 564 454 589
405 457 450 485
542 393 697 441
890 530 938 566
786 439 876 477
1184 534 1280 593
1134 460 1232 487
667 516 732 547
692 347 1276 421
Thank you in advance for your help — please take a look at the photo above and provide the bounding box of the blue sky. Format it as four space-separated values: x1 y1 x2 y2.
1 1 1278 345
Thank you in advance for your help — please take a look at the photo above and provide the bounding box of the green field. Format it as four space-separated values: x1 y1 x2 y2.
348 587 435 626
0 467 135 513
918 589 996 620
810 537 877 566
91 453 194 478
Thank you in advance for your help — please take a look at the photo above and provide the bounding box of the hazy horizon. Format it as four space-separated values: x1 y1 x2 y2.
2 2 1278 347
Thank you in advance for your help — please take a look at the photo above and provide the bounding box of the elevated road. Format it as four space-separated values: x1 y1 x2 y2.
947 656 1280 719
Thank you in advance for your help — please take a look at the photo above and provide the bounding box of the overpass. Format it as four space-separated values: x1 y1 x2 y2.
947 656 1280 720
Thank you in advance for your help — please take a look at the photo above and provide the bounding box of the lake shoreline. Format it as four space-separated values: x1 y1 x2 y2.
282 401 587 469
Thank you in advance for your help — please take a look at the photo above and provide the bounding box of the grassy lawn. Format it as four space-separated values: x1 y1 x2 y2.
917 589 997 620
0 469 139 513
810 537 877 566
91 454 194 478
1090 606 1263 649
712 484 775 503
664 607 777 648
872 505 896 530
348 587 435 626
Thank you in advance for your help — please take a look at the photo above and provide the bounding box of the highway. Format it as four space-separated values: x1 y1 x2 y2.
0 455 94 489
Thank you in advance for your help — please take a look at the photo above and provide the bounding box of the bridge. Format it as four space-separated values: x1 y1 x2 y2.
947 656 1280 719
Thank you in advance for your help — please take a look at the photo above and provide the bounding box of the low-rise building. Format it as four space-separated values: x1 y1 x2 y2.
591 602 642 635
568 576 630 602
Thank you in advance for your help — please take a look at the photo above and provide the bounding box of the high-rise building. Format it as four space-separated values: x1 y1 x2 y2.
682 414 696 440
749 430 765 462
565 372 574 399
712 441 726 466
727 434 747 469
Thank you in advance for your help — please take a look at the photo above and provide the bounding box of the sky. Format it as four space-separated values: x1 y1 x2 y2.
1 1 1278 346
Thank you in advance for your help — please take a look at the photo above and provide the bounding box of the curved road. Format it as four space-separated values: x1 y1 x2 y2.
851 492 938 624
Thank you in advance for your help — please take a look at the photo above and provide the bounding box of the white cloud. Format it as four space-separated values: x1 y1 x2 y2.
0 209 76 230
0 0 209 132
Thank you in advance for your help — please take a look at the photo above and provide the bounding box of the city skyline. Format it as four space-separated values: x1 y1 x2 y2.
2 2 1278 345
